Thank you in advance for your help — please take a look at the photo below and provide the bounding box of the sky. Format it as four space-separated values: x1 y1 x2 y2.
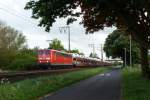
0 0 116 58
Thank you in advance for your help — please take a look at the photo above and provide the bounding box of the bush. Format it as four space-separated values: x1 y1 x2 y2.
113 61 122 66
122 67 150 100
8 55 37 70
0 50 16 70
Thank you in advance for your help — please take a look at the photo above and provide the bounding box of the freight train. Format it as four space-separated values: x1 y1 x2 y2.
37 49 111 69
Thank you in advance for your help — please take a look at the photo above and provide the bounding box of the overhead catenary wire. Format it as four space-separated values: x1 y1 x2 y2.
0 1 31 18
0 10 23 27
0 7 37 25
0 3 38 26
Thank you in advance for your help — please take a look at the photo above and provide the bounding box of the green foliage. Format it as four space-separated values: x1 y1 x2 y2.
0 67 108 100
104 29 140 65
89 52 99 58
69 48 79 53
69 49 84 55
0 23 40 71
18 47 38 57
25 0 78 32
122 67 150 100
0 24 26 69
8 54 37 70
48 38 65 51
7 47 38 70
0 26 26 51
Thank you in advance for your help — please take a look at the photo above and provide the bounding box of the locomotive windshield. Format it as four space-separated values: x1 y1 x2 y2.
38 50 50 55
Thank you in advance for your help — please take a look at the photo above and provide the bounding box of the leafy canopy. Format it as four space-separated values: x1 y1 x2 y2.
104 29 140 64
48 38 65 50
0 23 26 68
25 0 149 47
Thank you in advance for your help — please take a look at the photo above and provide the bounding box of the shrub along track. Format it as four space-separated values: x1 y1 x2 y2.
0 67 88 83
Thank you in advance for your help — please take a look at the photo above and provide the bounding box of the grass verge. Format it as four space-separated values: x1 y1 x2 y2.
0 67 109 100
122 67 150 100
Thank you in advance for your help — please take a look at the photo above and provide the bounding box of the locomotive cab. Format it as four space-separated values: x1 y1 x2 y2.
38 49 73 69
38 49 51 69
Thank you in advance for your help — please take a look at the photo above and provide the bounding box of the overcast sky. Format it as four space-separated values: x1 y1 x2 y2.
0 0 116 58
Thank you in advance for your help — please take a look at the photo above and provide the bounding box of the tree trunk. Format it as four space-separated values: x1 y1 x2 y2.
140 46 150 78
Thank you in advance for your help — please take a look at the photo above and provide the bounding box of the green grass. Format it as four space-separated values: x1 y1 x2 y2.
122 67 150 100
0 67 109 100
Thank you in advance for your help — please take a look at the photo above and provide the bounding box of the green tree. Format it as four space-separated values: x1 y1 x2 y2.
48 38 65 50
18 47 38 57
69 49 84 55
104 29 140 66
0 24 26 69
25 0 150 77
89 52 99 59
10 47 37 70
69 49 80 54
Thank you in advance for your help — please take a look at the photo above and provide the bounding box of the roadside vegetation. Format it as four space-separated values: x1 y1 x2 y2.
0 22 37 71
122 66 150 100
0 67 109 100
8 50 37 70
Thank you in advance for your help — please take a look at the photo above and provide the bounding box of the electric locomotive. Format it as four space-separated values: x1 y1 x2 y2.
38 49 73 69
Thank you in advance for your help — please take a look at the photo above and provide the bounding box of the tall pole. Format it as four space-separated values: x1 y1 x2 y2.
68 26 70 53
59 26 71 53
124 48 127 67
130 34 132 67
93 44 95 54
88 44 95 54
101 44 103 61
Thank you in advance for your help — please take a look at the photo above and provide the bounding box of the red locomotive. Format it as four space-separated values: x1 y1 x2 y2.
38 49 73 69
37 49 112 69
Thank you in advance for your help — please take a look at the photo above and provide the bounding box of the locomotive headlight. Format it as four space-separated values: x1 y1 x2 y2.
46 58 50 60
46 61 49 63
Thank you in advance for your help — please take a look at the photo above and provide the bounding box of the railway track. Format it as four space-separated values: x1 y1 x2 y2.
0 68 84 83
